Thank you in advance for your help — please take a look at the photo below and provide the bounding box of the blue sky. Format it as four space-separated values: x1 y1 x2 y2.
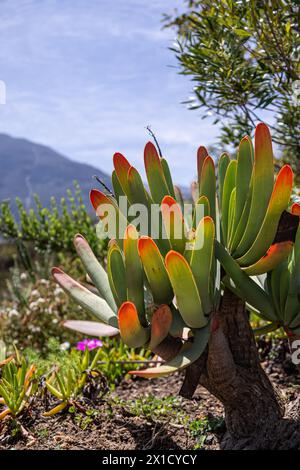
0 0 221 185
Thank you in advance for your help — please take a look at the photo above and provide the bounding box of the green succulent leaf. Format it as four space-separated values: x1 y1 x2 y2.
190 216 215 315
234 123 274 257
129 326 210 378
138 236 174 305
218 152 230 213
199 156 216 223
144 142 170 204
107 242 127 307
124 225 146 326
73 234 116 311
165 250 206 328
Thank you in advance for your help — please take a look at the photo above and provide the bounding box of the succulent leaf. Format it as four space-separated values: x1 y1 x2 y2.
52 267 118 327
190 216 215 315
197 145 208 185
118 302 149 347
174 185 184 212
221 160 237 245
129 326 210 378
192 195 210 230
63 320 119 337
161 196 187 254
138 236 173 305
107 242 127 307
237 165 293 267
149 305 173 350
234 123 274 257
124 225 146 326
215 241 276 321
144 142 170 204
165 251 206 328
74 234 116 311
161 158 176 198
242 241 293 276
127 166 151 209
232 136 253 235
90 189 127 248
218 152 230 212
199 156 216 223
113 152 131 199
112 169 125 199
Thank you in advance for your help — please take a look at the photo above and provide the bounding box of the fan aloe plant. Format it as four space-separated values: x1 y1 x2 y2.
52 123 300 448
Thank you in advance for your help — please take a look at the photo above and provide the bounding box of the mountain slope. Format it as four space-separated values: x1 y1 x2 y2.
0 133 111 213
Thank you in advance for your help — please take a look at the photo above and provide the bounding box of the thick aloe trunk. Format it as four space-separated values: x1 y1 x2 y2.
180 289 300 449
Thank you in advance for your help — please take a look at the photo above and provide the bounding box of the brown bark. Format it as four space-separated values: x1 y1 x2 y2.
180 288 300 449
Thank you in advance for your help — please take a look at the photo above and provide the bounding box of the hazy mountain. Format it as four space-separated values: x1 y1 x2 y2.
0 133 111 214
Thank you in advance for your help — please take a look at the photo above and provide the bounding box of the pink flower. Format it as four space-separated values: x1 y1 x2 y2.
76 338 103 351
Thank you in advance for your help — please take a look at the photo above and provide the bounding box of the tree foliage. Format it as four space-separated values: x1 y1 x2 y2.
164 0 300 167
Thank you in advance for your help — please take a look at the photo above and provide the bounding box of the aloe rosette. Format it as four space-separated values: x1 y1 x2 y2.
52 123 297 378
53 141 218 378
